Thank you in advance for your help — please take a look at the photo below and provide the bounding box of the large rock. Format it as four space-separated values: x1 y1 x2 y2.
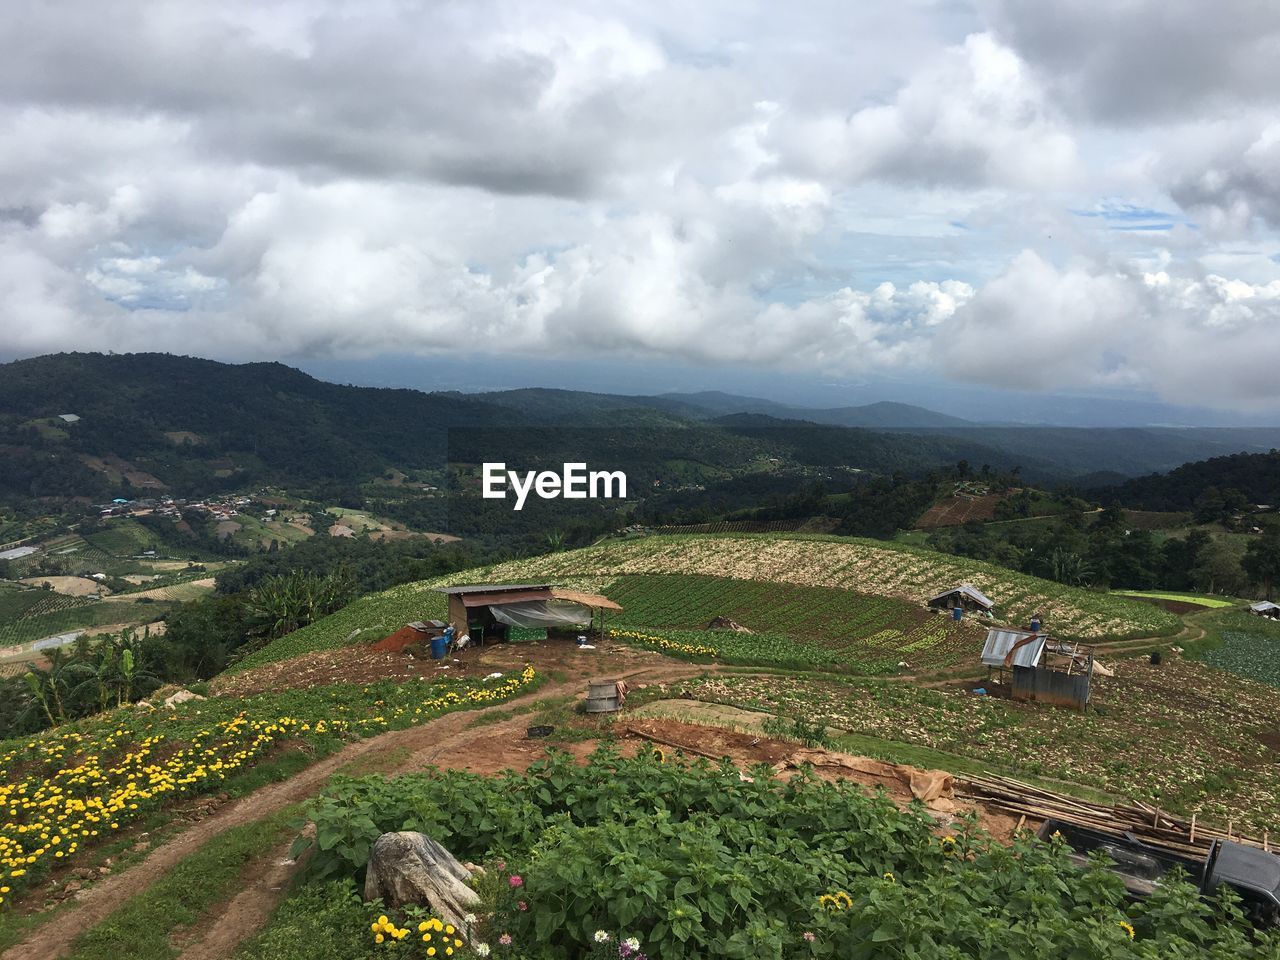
163 689 205 709
364 832 480 933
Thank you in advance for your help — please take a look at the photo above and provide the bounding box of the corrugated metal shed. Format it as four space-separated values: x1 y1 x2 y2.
435 583 552 595
929 583 995 610
1249 601 1280 614
981 628 1047 669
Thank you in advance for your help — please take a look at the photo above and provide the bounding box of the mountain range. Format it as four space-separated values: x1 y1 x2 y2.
3 353 1280 503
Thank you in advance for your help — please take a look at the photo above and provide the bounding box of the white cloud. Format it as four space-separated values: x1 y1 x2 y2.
938 250 1280 406
0 0 1278 413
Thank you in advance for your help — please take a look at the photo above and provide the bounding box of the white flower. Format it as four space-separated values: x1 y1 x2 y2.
463 913 477 924
474 945 490 957
624 937 641 950
593 930 611 943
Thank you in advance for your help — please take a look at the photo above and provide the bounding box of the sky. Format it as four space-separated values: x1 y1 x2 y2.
2 0 1280 420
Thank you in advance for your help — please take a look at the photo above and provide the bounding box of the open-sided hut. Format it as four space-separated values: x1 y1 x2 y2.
928 583 995 615
1249 601 1280 619
435 583 622 645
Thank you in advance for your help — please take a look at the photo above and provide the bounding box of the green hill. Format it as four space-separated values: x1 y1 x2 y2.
233 533 1180 673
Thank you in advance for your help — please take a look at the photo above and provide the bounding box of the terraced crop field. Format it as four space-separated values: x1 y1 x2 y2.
0 597 176 647
234 571 972 675
605 574 975 671
477 534 1179 641
235 534 1181 673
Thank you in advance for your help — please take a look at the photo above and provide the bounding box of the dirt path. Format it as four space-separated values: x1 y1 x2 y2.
2 662 705 960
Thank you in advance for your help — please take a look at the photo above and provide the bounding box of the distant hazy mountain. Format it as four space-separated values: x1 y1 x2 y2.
656 391 974 428
5 354 1280 505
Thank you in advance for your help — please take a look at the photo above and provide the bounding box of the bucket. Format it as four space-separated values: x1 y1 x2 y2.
584 679 620 713
430 636 449 659
952 606 964 622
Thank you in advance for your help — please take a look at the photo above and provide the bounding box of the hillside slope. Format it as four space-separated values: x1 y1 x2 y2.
233 534 1179 672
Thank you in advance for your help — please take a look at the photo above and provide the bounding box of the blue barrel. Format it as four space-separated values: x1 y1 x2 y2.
430 636 449 659
1030 617 1041 633
952 606 964 622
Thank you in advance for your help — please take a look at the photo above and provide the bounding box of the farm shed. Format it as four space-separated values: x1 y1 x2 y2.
981 627 1094 710
928 583 995 614
1248 601 1280 619
436 583 622 644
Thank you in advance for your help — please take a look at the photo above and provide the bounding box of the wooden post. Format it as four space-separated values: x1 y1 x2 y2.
1189 814 1197 844
1228 820 1234 840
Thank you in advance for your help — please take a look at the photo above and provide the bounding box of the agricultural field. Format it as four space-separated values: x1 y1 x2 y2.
1111 590 1237 609
606 574 976 672
476 534 1180 641
0 667 539 908
1196 610 1280 687
913 492 1006 528
232 569 980 675
0 583 48 621
0 597 177 648
664 653 1280 833
239 748 1279 960
233 534 1180 674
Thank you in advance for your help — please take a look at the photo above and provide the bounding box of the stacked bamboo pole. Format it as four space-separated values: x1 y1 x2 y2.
958 774 1272 855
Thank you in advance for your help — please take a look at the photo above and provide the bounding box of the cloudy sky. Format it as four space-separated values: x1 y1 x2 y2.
2 0 1280 417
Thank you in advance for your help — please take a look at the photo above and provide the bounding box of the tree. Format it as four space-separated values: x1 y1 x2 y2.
1243 528 1280 600
1191 539 1247 596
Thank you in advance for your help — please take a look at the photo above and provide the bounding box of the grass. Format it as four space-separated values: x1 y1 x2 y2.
62 806 300 960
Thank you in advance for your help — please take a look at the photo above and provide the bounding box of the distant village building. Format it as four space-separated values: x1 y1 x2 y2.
58 413 80 423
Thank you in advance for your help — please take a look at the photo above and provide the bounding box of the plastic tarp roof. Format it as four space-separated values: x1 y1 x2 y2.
487 600 593 629
981 629 1047 668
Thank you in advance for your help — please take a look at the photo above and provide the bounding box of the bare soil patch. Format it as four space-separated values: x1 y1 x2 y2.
18 576 108 597
212 638 676 698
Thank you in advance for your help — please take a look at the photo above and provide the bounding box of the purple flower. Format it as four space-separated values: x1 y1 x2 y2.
508 875 523 888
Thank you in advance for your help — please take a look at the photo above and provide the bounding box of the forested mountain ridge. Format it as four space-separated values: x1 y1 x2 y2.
1099 450 1280 512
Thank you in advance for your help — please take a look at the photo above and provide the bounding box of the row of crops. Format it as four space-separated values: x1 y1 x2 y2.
0 597 179 648
264 747 1278 959
234 568 977 675
475 534 1181 641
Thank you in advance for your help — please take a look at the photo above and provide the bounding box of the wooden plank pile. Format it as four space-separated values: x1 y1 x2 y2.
959 774 1273 855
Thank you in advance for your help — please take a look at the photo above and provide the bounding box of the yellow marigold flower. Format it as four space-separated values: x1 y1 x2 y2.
1118 921 1135 940
883 872 895 883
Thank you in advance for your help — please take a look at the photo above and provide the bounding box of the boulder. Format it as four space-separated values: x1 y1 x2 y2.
364 832 480 933
163 689 205 709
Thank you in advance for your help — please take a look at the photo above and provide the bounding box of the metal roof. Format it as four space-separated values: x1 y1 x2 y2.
929 583 995 609
435 583 552 595
981 628 1047 669
1250 601 1280 613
